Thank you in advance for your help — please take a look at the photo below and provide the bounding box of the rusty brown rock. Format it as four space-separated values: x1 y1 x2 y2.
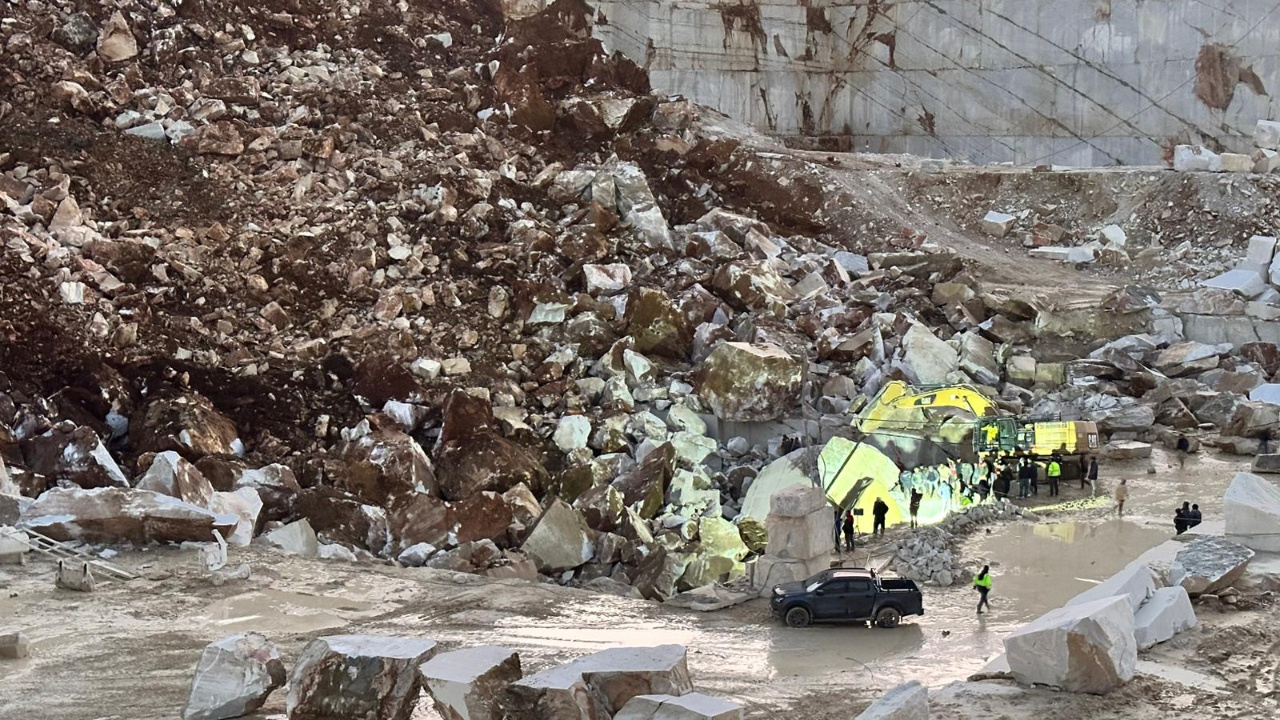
695 342 803 422
132 393 240 460
22 424 129 490
625 287 692 359
339 417 437 505
449 491 514 546
436 431 548 502
610 443 675 520
136 451 215 509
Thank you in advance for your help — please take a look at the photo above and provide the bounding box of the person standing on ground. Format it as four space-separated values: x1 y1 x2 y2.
1175 502 1190 535
1086 456 1099 494
833 506 843 553
1047 456 1062 497
977 476 991 502
1176 435 1190 469
1115 479 1129 516
872 497 889 537
843 510 857 551
1189 504 1203 528
909 489 922 529
974 565 993 614
1018 457 1035 499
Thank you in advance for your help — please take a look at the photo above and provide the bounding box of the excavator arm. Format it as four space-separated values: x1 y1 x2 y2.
856 380 995 435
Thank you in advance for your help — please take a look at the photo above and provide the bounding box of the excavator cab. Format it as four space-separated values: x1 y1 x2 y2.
973 417 1019 454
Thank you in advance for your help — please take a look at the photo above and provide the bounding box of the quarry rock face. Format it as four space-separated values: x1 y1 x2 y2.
286 635 438 720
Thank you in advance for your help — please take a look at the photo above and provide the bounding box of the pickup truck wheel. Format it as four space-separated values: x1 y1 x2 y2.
785 607 812 628
875 607 902 629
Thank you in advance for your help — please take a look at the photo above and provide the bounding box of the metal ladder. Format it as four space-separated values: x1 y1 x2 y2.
3 527 137 581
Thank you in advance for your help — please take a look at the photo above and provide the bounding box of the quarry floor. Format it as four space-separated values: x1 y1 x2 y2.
1 447 1275 720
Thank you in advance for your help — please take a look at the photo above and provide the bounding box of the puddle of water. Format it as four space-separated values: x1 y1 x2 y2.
763 624 925 679
497 624 700 651
199 589 376 633
967 519 1169 622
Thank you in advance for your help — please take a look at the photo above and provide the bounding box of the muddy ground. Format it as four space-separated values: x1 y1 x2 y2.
2 447 1271 719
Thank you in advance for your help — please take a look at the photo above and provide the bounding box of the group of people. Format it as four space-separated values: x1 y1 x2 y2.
1174 502 1203 534
892 451 1100 510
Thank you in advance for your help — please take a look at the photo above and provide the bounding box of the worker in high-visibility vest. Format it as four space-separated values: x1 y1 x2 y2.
984 424 999 447
1047 457 1062 497
974 565 993 614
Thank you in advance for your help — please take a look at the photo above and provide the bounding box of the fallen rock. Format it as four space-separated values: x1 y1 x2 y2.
97 10 138 62
899 323 959 385
696 343 802 422
1066 563 1155 613
22 424 129 489
504 645 692 720
981 211 1016 238
419 645 522 720
1252 453 1280 474
1004 596 1137 694
21 487 237 544
0 631 30 660
132 394 241 460
261 519 319 558
614 693 744 720
1168 536 1254 596
1224 472 1280 552
209 488 263 547
1133 586 1197 650
182 633 286 720
339 418 437 505
137 451 214 509
520 499 594 572
853 680 929 720
286 635 438 720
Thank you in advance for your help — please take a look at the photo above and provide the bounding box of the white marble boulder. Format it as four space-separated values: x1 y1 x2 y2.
182 633 285 720
1004 596 1137 694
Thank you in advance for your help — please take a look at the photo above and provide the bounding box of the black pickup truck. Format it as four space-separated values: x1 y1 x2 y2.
770 568 924 628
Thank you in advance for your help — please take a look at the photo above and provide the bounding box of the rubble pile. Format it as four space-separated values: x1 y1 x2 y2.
3 0 1280 604
889 502 1026 587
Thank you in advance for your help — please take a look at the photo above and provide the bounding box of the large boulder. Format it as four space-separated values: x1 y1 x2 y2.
137 451 215 509
436 432 547 502
1066 562 1155 613
21 424 129 489
339 417 437 505
419 646 522 720
611 443 676 519
210 488 263 547
234 464 301 521
625 287 692 359
1169 536 1255 596
710 261 797 310
299 486 395 554
261 519 319 558
899 323 959 385
286 635 437 720
520 499 595 573
132 393 241 459
1133 586 1197 650
182 633 286 720
504 645 692 720
615 693 743 720
1004 596 1137 694
1224 472 1280 551
696 343 802 422
853 680 929 720
1093 403 1156 433
764 485 830 561
20 487 237 544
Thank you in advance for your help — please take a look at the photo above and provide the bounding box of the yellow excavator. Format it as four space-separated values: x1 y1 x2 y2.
855 380 1099 459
